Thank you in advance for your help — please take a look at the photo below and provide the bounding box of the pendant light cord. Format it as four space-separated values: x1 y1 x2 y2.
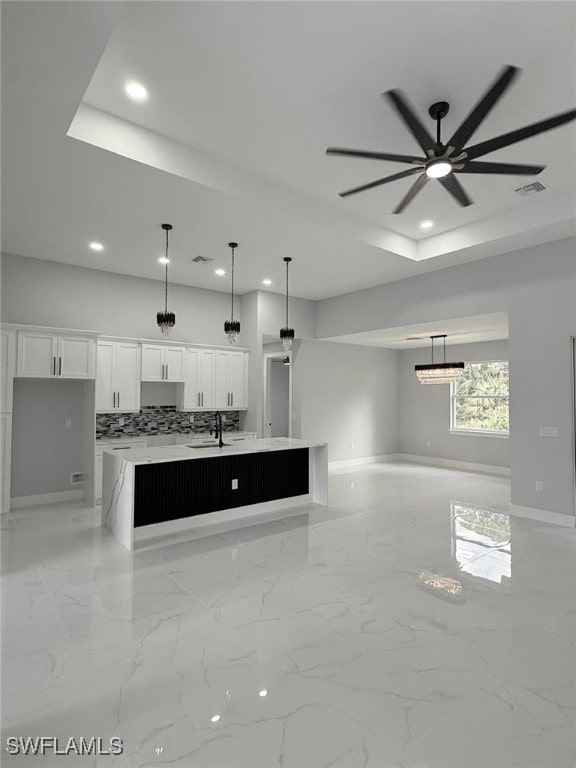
285 259 289 327
231 245 235 322
164 227 169 314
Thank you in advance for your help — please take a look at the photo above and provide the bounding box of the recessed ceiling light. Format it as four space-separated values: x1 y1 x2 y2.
262 278 272 286
420 220 434 229
215 268 226 276
89 242 104 251
125 81 148 101
158 257 170 265
259 689 268 697
210 715 221 723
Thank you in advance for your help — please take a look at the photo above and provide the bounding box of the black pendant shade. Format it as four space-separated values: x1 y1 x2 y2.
280 257 295 351
157 223 175 337
225 242 240 345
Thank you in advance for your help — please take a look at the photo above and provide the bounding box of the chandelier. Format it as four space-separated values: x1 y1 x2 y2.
280 257 295 352
157 223 175 337
415 334 464 384
224 242 240 344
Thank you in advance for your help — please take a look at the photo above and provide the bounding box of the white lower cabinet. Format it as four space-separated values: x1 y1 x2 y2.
1 413 12 513
96 340 141 413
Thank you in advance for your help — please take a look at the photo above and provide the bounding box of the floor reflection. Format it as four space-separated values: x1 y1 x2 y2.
451 501 511 586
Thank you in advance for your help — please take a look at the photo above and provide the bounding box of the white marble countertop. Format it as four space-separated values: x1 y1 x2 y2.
102 437 326 465
96 431 257 445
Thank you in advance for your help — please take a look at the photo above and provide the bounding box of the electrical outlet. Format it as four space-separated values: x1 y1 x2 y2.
535 481 543 491
231 548 238 560
118 418 125 427
426 441 432 448
350 442 355 449
65 419 72 429
539 426 558 437
232 479 238 490
350 482 355 489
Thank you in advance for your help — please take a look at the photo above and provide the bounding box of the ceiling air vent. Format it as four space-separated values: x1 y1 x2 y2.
192 255 213 264
514 181 547 197
406 336 424 341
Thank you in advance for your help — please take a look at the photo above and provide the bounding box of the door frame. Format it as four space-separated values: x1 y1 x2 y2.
572 337 576 515
263 351 293 439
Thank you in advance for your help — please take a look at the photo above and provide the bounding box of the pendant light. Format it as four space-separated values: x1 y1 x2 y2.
157 223 175 337
224 242 240 344
415 334 464 384
280 257 295 352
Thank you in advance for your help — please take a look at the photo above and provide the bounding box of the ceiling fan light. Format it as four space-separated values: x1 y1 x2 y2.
426 160 452 179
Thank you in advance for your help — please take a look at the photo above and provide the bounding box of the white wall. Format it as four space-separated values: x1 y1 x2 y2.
399 340 510 468
317 238 576 517
11 379 84 497
1 252 238 346
292 339 400 463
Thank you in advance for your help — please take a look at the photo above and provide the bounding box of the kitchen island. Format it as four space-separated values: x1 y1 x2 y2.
102 437 328 550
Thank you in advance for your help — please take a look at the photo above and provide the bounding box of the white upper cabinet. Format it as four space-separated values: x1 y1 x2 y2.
181 348 216 409
141 344 185 382
214 350 248 409
17 331 95 379
0 330 16 413
96 340 141 413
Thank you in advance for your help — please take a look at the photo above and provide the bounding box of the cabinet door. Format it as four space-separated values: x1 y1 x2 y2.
214 351 230 408
199 350 215 408
17 332 58 378
95 341 115 412
0 413 12 513
228 352 246 409
115 342 141 412
57 335 95 379
141 344 164 381
164 346 185 382
183 348 201 409
0 330 16 412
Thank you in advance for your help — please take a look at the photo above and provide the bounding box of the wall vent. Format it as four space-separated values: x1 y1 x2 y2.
406 336 424 341
70 472 83 485
192 255 213 264
514 181 547 197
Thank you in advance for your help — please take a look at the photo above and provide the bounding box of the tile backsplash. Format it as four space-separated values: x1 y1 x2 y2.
96 407 240 440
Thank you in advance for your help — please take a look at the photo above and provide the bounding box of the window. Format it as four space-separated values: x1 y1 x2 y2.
450 361 509 435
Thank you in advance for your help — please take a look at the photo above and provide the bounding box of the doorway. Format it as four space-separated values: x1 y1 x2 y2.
263 352 292 438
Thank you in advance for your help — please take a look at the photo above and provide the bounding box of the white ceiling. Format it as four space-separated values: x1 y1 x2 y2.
326 312 509 350
2 2 575 300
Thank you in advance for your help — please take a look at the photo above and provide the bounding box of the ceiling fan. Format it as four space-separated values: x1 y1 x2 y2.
326 65 576 214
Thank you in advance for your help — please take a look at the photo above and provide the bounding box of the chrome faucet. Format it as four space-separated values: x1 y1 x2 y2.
210 411 225 448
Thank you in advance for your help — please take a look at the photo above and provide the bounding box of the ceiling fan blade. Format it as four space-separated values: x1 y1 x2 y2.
392 174 429 214
326 147 424 164
339 166 422 198
438 174 473 207
456 160 545 175
385 89 438 154
465 108 576 160
447 65 519 150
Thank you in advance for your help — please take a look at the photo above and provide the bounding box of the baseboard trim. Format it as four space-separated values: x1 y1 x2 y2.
394 453 510 477
509 503 576 528
10 489 83 509
329 454 398 472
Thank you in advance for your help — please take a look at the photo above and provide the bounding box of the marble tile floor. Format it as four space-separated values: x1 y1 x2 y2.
2 462 575 768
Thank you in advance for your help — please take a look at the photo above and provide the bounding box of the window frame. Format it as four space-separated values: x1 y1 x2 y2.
449 359 510 438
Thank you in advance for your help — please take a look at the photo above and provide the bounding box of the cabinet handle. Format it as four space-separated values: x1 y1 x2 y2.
231 392 233 407
166 364 169 380
53 356 56 376
118 391 120 409
58 357 62 376
201 392 204 406
113 391 116 408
